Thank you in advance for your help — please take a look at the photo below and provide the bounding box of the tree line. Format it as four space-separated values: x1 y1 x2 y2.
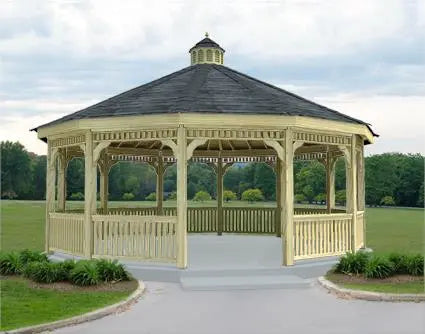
1 141 423 207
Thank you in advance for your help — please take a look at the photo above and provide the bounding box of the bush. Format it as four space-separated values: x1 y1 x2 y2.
241 189 264 203
388 253 410 274
406 254 424 276
145 192 156 201
335 190 346 205
59 260 77 280
193 190 211 202
122 192 135 201
24 262 65 283
96 259 130 282
70 192 84 200
19 249 48 265
380 196 395 206
223 190 237 202
364 256 395 279
314 193 326 204
294 194 306 203
70 261 100 286
0 252 23 275
335 252 369 275
167 191 177 200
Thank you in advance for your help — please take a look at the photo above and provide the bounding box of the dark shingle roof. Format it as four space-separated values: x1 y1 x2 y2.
34 64 375 134
189 37 225 52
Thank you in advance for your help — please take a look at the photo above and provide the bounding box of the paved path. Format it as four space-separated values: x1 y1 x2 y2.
56 282 425 334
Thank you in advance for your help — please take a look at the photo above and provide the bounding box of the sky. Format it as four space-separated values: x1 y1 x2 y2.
1 0 424 156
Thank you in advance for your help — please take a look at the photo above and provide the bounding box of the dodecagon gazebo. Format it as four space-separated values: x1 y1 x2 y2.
33 34 376 269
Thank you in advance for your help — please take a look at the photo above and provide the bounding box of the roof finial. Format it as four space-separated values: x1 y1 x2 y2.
205 32 209 38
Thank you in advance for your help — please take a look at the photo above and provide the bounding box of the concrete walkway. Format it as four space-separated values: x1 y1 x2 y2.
56 281 425 334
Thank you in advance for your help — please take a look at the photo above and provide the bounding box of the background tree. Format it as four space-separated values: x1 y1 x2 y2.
145 192 156 201
380 196 396 206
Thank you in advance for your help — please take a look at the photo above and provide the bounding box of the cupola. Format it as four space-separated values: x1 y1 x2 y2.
189 33 225 65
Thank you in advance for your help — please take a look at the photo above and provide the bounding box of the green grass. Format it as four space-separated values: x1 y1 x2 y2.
1 200 424 254
340 281 425 294
0 278 136 330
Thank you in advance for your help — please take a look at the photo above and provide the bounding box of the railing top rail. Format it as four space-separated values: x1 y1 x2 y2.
294 213 353 221
357 211 365 215
50 212 84 219
92 214 177 223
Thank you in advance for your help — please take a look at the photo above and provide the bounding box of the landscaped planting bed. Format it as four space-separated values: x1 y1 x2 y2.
0 249 137 331
326 251 425 294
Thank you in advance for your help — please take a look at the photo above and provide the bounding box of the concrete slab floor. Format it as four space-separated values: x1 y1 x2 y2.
55 281 425 334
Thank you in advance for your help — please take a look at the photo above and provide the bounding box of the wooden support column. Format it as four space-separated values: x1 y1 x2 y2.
347 135 358 252
156 157 164 215
45 141 56 253
83 131 97 259
57 151 67 212
99 165 109 214
275 159 282 237
217 157 224 236
326 155 336 214
176 126 188 268
282 130 294 266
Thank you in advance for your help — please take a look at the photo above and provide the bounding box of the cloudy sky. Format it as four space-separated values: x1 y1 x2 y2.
1 0 424 156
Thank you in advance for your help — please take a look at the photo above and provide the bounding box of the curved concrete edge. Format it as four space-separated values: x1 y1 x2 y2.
318 276 425 302
1 280 145 334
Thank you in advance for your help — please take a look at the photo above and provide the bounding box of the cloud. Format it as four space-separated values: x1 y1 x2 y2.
0 0 424 155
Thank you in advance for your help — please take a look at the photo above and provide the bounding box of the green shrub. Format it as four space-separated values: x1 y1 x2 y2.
380 196 395 206
167 191 177 200
193 190 211 202
19 249 48 265
24 262 64 283
59 260 77 280
364 256 395 279
294 194 306 203
122 192 135 201
0 252 23 275
223 190 237 202
96 259 130 282
241 189 264 203
145 192 156 201
388 253 410 274
70 261 100 286
335 252 369 275
70 192 84 200
406 254 424 276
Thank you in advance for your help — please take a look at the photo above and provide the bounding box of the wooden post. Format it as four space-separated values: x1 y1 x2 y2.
84 131 97 258
326 155 336 214
349 135 358 252
282 130 294 266
217 157 223 236
45 141 56 253
99 165 109 214
176 126 188 268
57 151 66 212
156 157 164 215
275 159 282 237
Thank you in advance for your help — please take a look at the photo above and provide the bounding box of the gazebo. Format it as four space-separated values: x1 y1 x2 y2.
33 34 376 269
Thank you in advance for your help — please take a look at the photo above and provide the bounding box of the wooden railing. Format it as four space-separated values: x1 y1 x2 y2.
49 213 84 255
356 211 365 249
106 207 157 216
188 208 217 232
294 213 353 260
92 215 177 262
294 208 345 215
223 207 276 234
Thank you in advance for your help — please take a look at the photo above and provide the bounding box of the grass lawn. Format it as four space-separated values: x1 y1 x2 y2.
1 200 423 253
340 281 424 294
0 277 137 331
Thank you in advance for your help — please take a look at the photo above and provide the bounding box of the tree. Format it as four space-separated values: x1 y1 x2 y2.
418 182 424 207
380 196 395 206
223 190 237 202
193 190 211 202
145 192 156 201
241 188 264 203
122 192 135 200
1 141 32 198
